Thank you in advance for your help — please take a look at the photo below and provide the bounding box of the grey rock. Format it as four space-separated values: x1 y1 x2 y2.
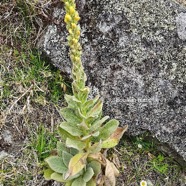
2 130 12 144
38 0 186 164
176 12 186 40
0 150 9 161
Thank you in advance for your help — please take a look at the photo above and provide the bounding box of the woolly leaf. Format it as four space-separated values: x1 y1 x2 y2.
43 168 53 180
102 138 118 149
69 148 78 156
83 95 99 112
57 141 66 157
64 94 81 109
88 161 101 176
51 172 66 182
66 138 86 151
77 121 89 131
87 99 103 118
58 126 77 140
87 178 96 186
83 167 94 182
65 182 73 186
88 141 102 153
78 87 90 103
45 156 67 174
61 108 82 124
98 119 119 140
81 134 92 141
60 122 82 137
77 108 86 118
92 131 100 137
90 116 110 132
102 126 128 148
65 169 84 181
81 131 99 141
63 151 73 167
71 176 86 186
65 153 88 179
85 116 100 127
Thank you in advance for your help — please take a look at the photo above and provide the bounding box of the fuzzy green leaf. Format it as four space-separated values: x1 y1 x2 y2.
87 99 103 118
85 116 100 126
92 131 100 137
77 108 86 118
72 176 86 186
81 131 99 141
65 169 84 181
51 172 66 182
60 122 82 137
101 138 118 149
102 126 128 148
45 156 67 174
72 81 80 97
61 108 82 124
65 182 73 186
69 148 78 156
65 153 88 179
90 116 110 132
88 141 102 153
65 94 81 109
57 141 66 157
83 167 94 182
78 87 90 103
66 138 86 151
83 95 99 112
81 134 92 141
63 151 73 167
43 168 53 180
98 119 119 140
58 126 77 140
87 178 96 186
88 161 101 176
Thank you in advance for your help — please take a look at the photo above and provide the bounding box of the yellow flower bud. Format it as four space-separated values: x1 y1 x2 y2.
64 14 72 23
74 14 80 22
69 6 75 15
68 29 73 35
72 38 78 44
70 54 76 61
65 2 70 8
71 23 77 29
75 56 81 63
76 30 80 37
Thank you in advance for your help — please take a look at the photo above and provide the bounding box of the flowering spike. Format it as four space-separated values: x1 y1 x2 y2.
62 0 86 99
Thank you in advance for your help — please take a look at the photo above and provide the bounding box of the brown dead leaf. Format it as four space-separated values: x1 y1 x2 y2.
105 159 117 186
88 153 106 166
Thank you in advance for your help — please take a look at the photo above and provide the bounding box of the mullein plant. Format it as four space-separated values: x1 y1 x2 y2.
44 0 128 185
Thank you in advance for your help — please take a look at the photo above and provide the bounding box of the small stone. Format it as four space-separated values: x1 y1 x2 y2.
176 12 186 40
2 130 12 144
0 150 9 160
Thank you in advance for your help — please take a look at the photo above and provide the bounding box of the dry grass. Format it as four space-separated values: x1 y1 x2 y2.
0 1 65 185
0 1 185 186
175 0 186 6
